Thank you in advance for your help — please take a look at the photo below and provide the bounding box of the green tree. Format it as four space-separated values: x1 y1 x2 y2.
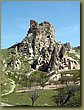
29 71 48 89
52 85 80 106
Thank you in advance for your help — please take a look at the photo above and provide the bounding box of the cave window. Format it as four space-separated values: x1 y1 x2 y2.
29 53 31 56
47 36 50 38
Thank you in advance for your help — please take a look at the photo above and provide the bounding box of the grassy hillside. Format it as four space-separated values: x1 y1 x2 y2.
1 47 80 107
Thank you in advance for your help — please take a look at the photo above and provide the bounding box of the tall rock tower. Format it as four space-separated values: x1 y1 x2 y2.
18 20 57 72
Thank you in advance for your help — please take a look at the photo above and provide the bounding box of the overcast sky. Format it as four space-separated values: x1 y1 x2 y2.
2 1 80 49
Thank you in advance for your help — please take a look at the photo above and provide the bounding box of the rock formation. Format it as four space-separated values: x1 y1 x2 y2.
9 20 80 73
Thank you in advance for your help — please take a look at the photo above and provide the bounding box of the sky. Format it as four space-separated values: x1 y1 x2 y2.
1 1 80 49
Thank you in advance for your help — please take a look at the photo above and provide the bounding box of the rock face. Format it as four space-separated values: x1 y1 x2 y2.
10 20 80 72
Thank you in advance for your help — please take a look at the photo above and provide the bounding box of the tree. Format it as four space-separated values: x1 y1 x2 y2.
18 74 29 88
52 85 80 106
53 87 72 106
28 89 40 106
38 71 48 89
28 71 48 89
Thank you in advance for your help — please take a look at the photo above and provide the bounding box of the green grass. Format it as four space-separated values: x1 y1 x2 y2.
1 89 57 106
36 89 57 106
1 79 13 95
1 87 80 107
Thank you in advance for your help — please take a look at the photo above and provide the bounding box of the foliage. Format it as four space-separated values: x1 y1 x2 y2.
52 85 80 106
29 71 49 88
65 91 80 106
1 46 80 107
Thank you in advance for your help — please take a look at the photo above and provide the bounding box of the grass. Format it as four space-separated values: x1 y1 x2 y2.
1 86 80 107
1 83 12 95
1 89 57 106
36 89 57 106
1 78 13 95
1 69 80 107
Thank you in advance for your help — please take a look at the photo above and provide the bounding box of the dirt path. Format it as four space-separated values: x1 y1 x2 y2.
1 79 15 97
1 79 15 106
1 102 13 106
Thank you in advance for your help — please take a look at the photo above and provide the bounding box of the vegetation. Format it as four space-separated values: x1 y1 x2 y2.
1 90 57 106
29 71 49 88
1 78 12 95
52 85 80 106
1 47 80 107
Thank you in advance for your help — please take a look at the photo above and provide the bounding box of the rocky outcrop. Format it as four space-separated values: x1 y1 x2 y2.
9 20 80 72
